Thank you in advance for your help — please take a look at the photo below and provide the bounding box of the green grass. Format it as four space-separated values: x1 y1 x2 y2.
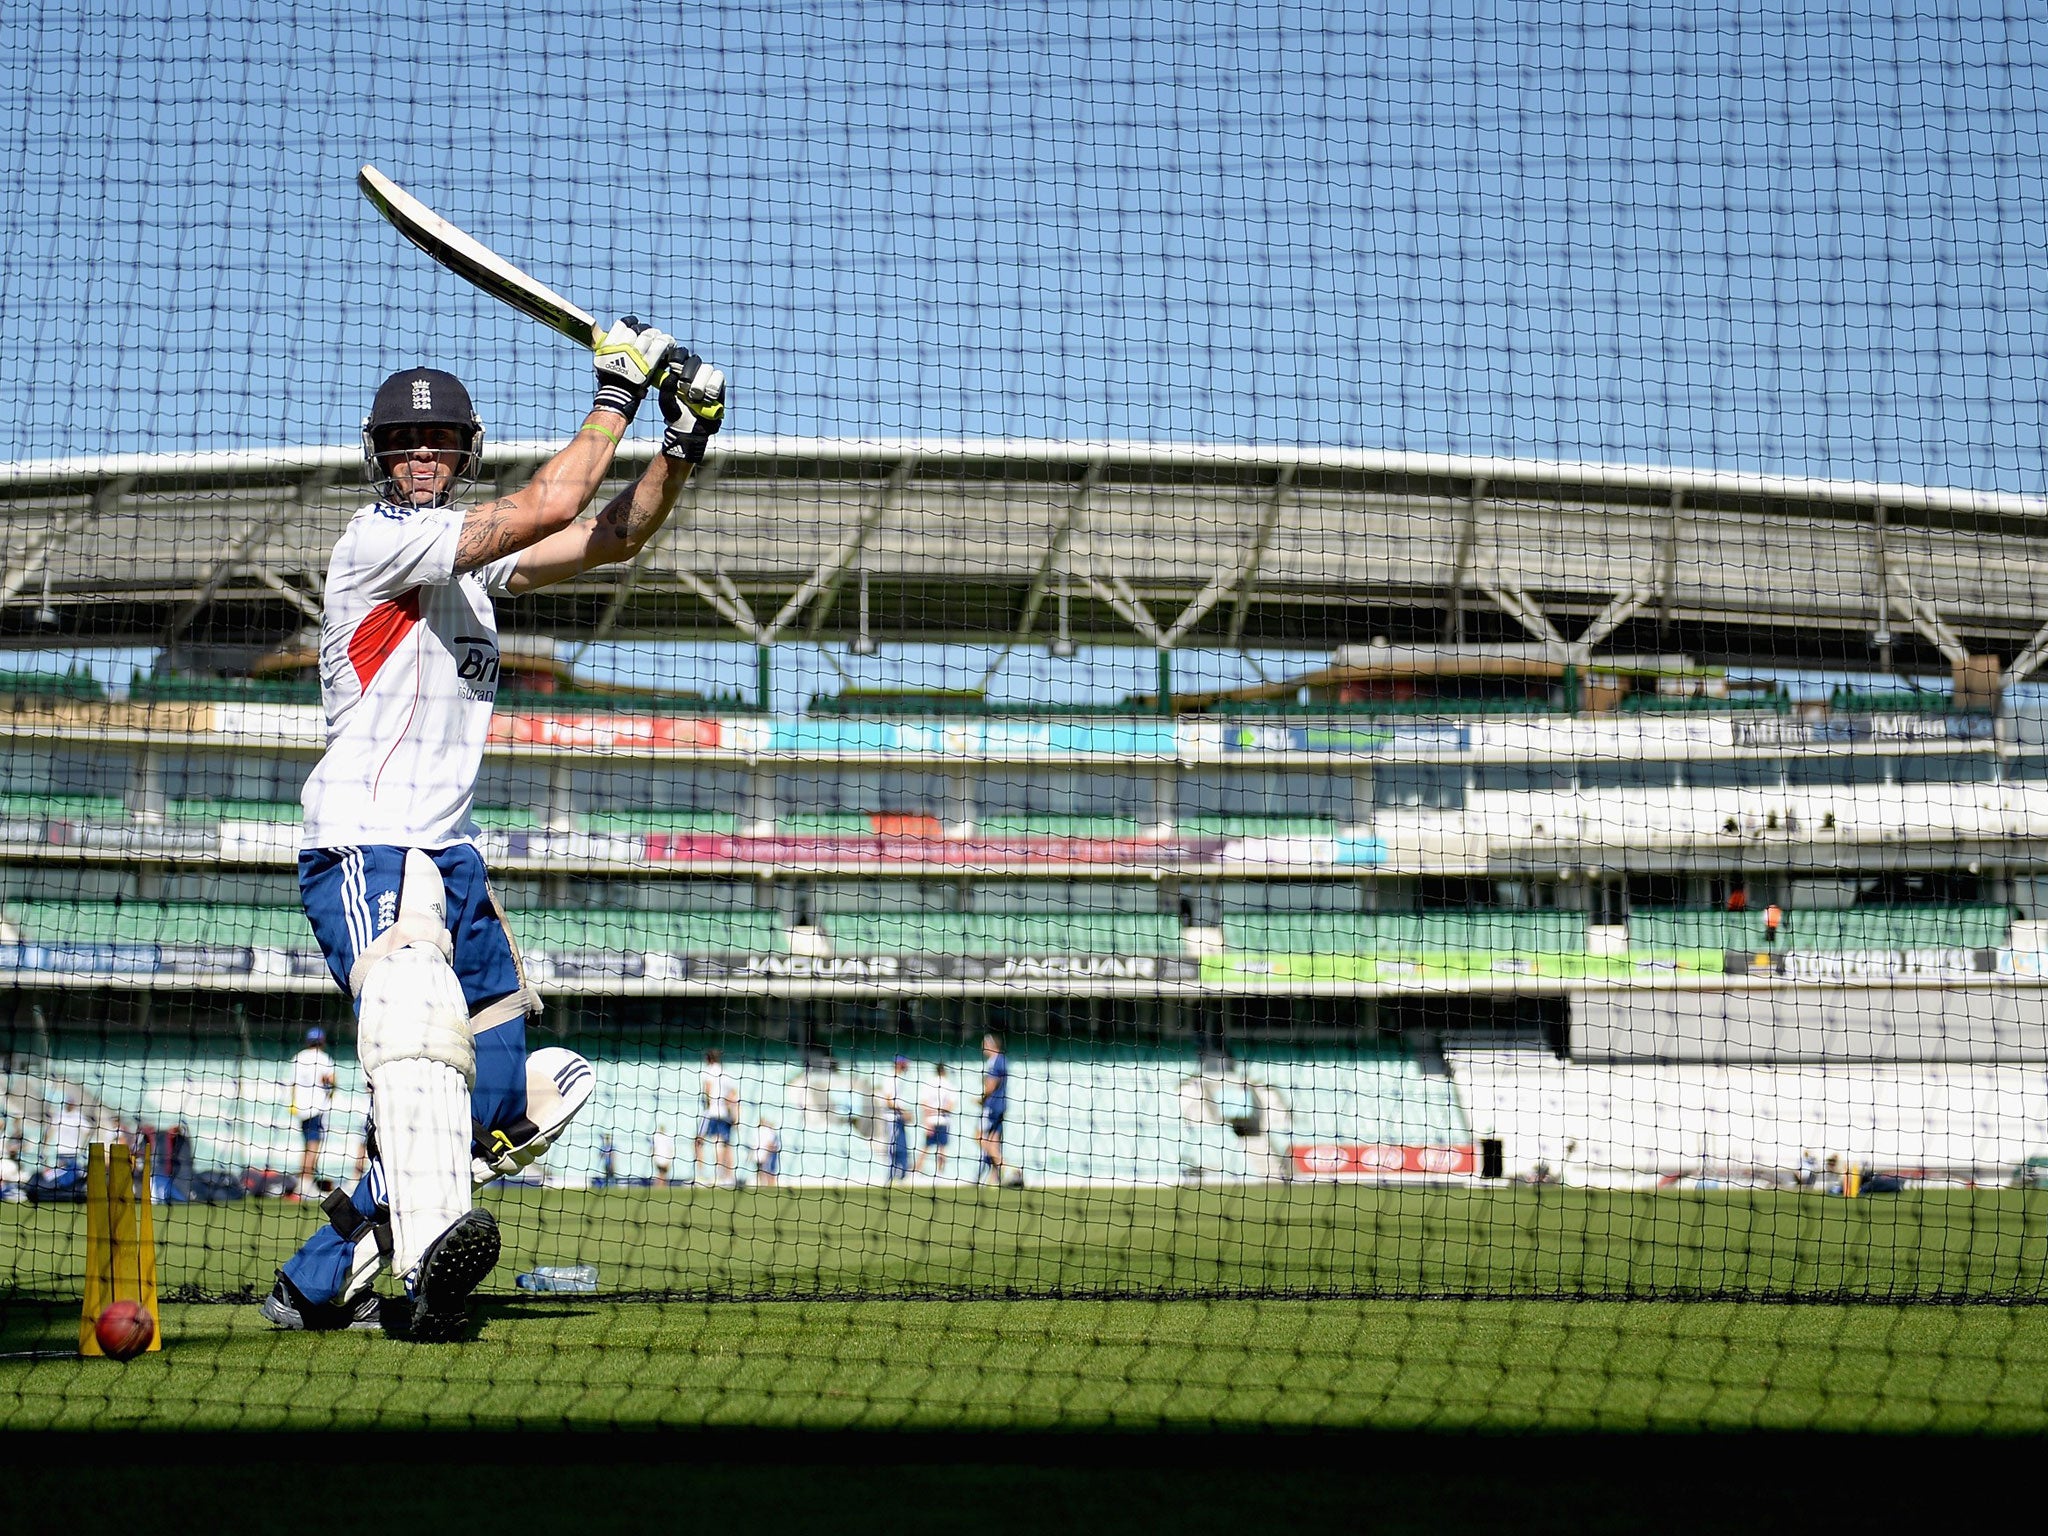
7 1186 2048 1302
4 1296 2046 1432
5 1187 2047 1431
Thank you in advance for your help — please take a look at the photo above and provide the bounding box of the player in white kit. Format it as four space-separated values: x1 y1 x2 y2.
261 320 725 1340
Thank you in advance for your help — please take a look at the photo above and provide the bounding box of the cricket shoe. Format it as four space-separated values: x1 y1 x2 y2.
260 1273 382 1332
406 1208 500 1343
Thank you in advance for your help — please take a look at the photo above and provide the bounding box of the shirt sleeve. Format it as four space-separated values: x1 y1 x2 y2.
336 505 464 601
477 549 524 596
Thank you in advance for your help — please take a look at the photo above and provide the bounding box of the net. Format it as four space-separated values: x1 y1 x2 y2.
2 0 2047 1433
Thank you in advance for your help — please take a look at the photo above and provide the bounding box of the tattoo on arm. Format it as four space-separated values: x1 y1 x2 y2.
454 499 526 573
597 472 683 554
598 497 633 542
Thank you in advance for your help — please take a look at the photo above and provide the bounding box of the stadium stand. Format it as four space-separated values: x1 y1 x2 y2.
1223 911 1589 954
1449 1051 2048 1185
1626 906 2009 952
817 912 1183 955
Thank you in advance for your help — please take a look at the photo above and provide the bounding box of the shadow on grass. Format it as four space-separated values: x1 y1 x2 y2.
0 1424 2018 1534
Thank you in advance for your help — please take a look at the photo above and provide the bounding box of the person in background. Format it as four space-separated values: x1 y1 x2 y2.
1763 903 1784 946
651 1124 675 1189
48 1092 89 1181
0 1130 24 1202
880 1056 911 1183
912 1062 956 1178
978 1033 1011 1186
753 1118 781 1188
694 1049 741 1188
290 1026 337 1198
598 1132 618 1189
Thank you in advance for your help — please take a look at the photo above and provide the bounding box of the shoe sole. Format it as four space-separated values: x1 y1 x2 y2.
261 1288 381 1332
408 1209 500 1343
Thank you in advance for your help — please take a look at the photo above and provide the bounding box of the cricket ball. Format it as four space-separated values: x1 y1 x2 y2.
94 1300 154 1361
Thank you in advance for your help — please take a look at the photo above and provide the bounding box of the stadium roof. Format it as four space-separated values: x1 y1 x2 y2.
5 437 2048 676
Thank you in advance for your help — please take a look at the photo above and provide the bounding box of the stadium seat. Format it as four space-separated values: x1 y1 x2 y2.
1222 911 1588 955
780 813 880 836
1625 905 2010 952
819 912 1183 954
579 810 743 834
1176 816 1342 837
513 910 787 954
1 794 130 822
973 816 1151 839
165 799 302 823
7 902 315 948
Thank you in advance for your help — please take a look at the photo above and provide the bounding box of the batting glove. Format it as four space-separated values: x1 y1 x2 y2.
659 353 727 462
592 316 676 423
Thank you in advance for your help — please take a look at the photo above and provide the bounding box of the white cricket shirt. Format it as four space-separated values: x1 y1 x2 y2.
300 501 521 849
702 1065 737 1120
291 1046 336 1118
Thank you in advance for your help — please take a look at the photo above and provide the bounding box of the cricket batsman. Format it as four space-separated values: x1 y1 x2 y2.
260 319 724 1341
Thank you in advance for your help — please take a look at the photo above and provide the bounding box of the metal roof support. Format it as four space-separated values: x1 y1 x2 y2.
978 457 1106 687
0 475 130 614
163 470 333 645
249 566 325 623
1061 547 1163 647
1886 569 1970 666
1473 575 1567 655
663 566 762 640
1571 585 1655 659
2003 620 2048 686
763 454 917 645
1654 489 1685 629
1194 464 1295 650
1441 477 1487 642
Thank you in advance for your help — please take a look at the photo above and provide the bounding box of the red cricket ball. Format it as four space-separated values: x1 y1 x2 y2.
94 1300 154 1361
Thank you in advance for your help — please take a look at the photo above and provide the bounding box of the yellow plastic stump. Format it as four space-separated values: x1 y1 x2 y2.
79 1142 162 1356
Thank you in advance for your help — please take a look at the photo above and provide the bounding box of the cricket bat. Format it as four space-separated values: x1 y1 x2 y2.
357 164 670 380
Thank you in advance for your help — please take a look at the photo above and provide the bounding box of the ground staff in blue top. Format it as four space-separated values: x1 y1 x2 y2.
978 1033 1009 1185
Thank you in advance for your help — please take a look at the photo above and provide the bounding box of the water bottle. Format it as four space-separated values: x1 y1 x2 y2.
515 1263 600 1293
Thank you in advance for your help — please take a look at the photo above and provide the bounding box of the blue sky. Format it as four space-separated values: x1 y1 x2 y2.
2 0 2045 490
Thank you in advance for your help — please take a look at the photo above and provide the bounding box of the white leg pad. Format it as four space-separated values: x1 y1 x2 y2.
473 1048 596 1186
359 855 475 1284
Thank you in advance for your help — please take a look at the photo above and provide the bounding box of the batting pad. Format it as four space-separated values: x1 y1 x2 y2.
359 855 477 1284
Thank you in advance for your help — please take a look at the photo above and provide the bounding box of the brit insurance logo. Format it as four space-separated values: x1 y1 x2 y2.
454 633 500 702
412 378 433 411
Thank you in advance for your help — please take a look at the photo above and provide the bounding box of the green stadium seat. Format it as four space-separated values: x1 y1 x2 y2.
6 902 314 948
579 810 743 834
820 912 1183 954
166 799 302 823
973 816 1150 839
473 807 543 829
1175 816 1341 837
1223 912 1588 955
0 794 130 822
513 910 786 954
779 813 878 836
1626 905 2010 952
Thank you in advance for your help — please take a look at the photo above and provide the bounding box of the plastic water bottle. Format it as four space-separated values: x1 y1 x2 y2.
515 1264 600 1293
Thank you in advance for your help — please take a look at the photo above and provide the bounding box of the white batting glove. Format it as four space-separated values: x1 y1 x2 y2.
659 352 727 462
592 316 676 423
